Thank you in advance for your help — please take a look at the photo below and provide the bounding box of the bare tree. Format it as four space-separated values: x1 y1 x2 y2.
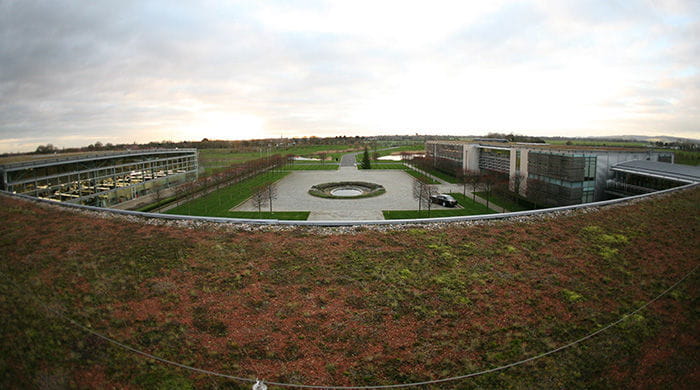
251 185 267 215
467 170 482 204
265 182 278 213
423 184 437 216
456 168 469 197
317 152 327 165
481 172 497 210
412 177 426 211
510 171 524 205
412 177 437 216
151 181 165 204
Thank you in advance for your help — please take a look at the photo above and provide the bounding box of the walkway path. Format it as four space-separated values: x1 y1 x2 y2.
340 152 360 167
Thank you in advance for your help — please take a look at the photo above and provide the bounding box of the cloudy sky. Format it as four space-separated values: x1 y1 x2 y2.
1 0 698 152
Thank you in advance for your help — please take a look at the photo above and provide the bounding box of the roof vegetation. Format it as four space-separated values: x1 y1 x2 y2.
1 187 698 389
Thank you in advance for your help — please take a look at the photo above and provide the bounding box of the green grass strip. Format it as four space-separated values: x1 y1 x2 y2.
415 166 459 183
401 167 440 184
370 163 406 169
383 193 496 219
136 196 177 212
165 171 290 217
474 191 534 212
284 163 339 170
225 211 309 220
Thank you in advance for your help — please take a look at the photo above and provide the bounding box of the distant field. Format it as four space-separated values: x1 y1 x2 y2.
199 145 362 177
667 149 700 166
547 140 650 147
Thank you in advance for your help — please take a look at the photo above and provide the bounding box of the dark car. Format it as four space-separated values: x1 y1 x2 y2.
429 193 458 207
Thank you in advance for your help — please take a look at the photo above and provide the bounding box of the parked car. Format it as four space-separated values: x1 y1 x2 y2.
429 193 458 207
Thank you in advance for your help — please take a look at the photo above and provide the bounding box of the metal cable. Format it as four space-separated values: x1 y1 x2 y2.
2 265 696 389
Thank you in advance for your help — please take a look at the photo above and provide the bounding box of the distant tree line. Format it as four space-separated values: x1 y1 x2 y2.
25 136 371 157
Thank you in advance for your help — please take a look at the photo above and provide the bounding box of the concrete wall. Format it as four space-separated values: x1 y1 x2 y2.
465 145 480 172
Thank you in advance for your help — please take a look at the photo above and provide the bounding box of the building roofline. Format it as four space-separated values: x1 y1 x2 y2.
0 149 197 171
425 140 660 153
611 160 700 183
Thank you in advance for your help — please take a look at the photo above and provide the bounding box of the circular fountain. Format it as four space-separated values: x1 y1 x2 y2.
308 181 385 199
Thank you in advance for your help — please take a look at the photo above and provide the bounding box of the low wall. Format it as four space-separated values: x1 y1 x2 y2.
1 182 697 227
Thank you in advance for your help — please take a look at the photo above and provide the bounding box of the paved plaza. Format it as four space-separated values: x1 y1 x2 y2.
233 167 439 220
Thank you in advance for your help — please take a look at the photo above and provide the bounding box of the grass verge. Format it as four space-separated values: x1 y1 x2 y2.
402 166 440 184
369 163 406 169
406 164 459 183
165 171 290 217
383 193 496 219
284 163 339 170
136 196 177 212
474 191 535 212
226 211 309 220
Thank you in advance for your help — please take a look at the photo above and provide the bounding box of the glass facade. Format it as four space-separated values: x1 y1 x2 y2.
527 152 596 206
1 150 198 207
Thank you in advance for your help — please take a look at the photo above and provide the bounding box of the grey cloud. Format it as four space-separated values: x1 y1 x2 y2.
0 1 698 152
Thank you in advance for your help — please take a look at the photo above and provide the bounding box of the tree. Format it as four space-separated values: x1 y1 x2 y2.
481 172 497 210
251 185 267 216
151 181 165 204
456 168 471 197
412 178 425 211
35 144 58 154
412 177 437 216
265 182 278 213
467 170 482 203
511 172 524 203
360 146 371 169
317 152 327 165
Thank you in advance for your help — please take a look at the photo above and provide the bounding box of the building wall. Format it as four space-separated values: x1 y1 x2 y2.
425 140 675 206
589 150 663 201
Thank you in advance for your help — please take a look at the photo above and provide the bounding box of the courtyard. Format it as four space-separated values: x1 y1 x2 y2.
233 167 430 220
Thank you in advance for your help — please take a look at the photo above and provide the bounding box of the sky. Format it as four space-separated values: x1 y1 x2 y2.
0 0 698 153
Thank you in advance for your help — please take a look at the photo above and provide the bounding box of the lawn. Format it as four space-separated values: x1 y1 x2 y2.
665 149 700 166
474 191 535 212
546 139 651 147
226 211 310 220
199 145 362 177
1 187 698 389
165 171 291 217
406 163 460 183
369 162 406 169
367 144 425 159
401 166 440 184
283 163 339 170
383 193 496 219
